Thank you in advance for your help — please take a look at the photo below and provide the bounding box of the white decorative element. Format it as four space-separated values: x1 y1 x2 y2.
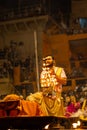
41 66 58 89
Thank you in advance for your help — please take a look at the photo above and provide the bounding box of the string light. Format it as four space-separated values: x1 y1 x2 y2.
41 65 58 89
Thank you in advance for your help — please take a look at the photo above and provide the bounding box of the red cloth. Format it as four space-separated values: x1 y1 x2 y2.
9 109 19 116
65 102 81 117
0 109 7 117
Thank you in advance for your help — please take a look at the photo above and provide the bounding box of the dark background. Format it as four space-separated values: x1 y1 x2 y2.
0 0 71 14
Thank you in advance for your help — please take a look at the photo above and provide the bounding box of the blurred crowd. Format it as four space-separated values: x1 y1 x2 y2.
62 82 87 118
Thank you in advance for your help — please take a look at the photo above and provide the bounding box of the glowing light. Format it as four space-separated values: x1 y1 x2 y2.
44 124 49 129
41 66 58 88
77 120 81 126
72 120 81 129
72 123 78 128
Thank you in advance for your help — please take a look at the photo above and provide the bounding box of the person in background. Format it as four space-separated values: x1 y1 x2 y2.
64 95 81 117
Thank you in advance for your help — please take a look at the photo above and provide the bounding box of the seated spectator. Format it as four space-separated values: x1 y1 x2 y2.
64 95 81 117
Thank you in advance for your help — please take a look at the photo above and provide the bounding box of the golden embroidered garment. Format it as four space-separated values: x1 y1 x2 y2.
26 92 64 117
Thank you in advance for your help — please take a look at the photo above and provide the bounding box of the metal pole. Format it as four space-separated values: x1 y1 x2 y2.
34 30 40 91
